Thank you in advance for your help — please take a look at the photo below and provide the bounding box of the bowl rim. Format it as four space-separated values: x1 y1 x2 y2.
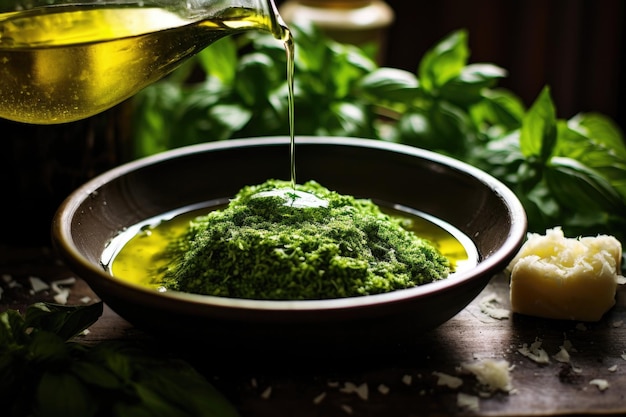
52 136 527 313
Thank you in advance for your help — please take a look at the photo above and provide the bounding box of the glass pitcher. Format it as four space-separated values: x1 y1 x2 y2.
0 0 289 124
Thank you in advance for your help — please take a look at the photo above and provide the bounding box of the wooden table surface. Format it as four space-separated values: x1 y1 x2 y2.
2 244 625 417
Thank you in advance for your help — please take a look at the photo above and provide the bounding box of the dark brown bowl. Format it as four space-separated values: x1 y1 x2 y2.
52 137 526 357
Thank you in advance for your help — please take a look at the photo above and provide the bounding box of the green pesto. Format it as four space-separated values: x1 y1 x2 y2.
161 179 450 300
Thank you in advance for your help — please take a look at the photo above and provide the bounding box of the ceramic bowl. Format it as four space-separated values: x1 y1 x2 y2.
52 137 526 356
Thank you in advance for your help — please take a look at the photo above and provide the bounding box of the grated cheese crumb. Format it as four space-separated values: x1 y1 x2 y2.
340 404 353 415
460 359 513 393
432 371 463 389
53 289 70 305
377 384 390 395
518 339 550 364
51 277 76 294
457 393 480 412
589 379 610 391
621 352 626 361
553 347 571 363
608 365 618 372
339 382 368 401
401 374 412 385
313 392 326 405
29 276 49 293
260 386 272 399
478 292 510 320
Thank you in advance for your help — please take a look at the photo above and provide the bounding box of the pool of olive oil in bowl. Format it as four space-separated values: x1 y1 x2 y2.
102 199 479 296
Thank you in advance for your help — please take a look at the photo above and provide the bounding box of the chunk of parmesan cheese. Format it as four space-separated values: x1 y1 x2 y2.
508 227 623 321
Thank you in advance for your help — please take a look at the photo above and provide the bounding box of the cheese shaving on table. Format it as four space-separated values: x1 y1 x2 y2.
589 379 610 391
432 371 463 389
457 393 480 412
29 276 49 293
478 292 510 320
459 359 514 393
339 382 368 400
518 338 550 364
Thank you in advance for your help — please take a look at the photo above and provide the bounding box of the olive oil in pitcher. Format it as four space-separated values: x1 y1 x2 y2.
0 1 290 124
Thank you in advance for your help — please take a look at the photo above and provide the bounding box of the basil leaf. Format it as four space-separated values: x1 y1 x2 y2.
520 86 557 163
0 308 27 346
70 360 124 391
132 82 184 157
440 63 507 106
24 302 103 342
28 330 72 366
198 36 238 85
235 52 278 106
556 114 626 201
395 101 471 154
323 101 373 137
36 371 97 417
418 29 469 93
545 156 624 213
470 88 525 134
359 67 421 106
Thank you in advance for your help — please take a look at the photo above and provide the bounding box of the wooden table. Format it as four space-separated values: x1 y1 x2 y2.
2 245 625 416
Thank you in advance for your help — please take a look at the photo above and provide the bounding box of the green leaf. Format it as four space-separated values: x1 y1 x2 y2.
132 360 240 417
28 330 71 365
131 82 184 158
519 86 557 163
323 101 373 137
70 360 124 391
358 67 421 105
24 302 103 342
235 52 279 105
418 29 469 93
471 88 525 134
569 112 626 158
327 42 377 95
396 101 472 155
36 372 97 417
197 36 238 85
556 114 626 201
545 156 624 214
439 63 507 106
0 308 27 346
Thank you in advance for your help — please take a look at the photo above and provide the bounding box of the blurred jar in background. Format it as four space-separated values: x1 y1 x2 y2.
279 0 395 64
0 104 132 245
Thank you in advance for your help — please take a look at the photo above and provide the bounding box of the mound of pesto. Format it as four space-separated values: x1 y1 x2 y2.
161 180 450 300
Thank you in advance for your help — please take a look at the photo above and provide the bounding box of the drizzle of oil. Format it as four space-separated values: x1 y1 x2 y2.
251 28 328 208
103 201 479 290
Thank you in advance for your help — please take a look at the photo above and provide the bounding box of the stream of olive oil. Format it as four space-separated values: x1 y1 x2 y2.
104 202 479 290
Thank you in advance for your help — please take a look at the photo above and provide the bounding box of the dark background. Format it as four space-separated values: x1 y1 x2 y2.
376 0 625 131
